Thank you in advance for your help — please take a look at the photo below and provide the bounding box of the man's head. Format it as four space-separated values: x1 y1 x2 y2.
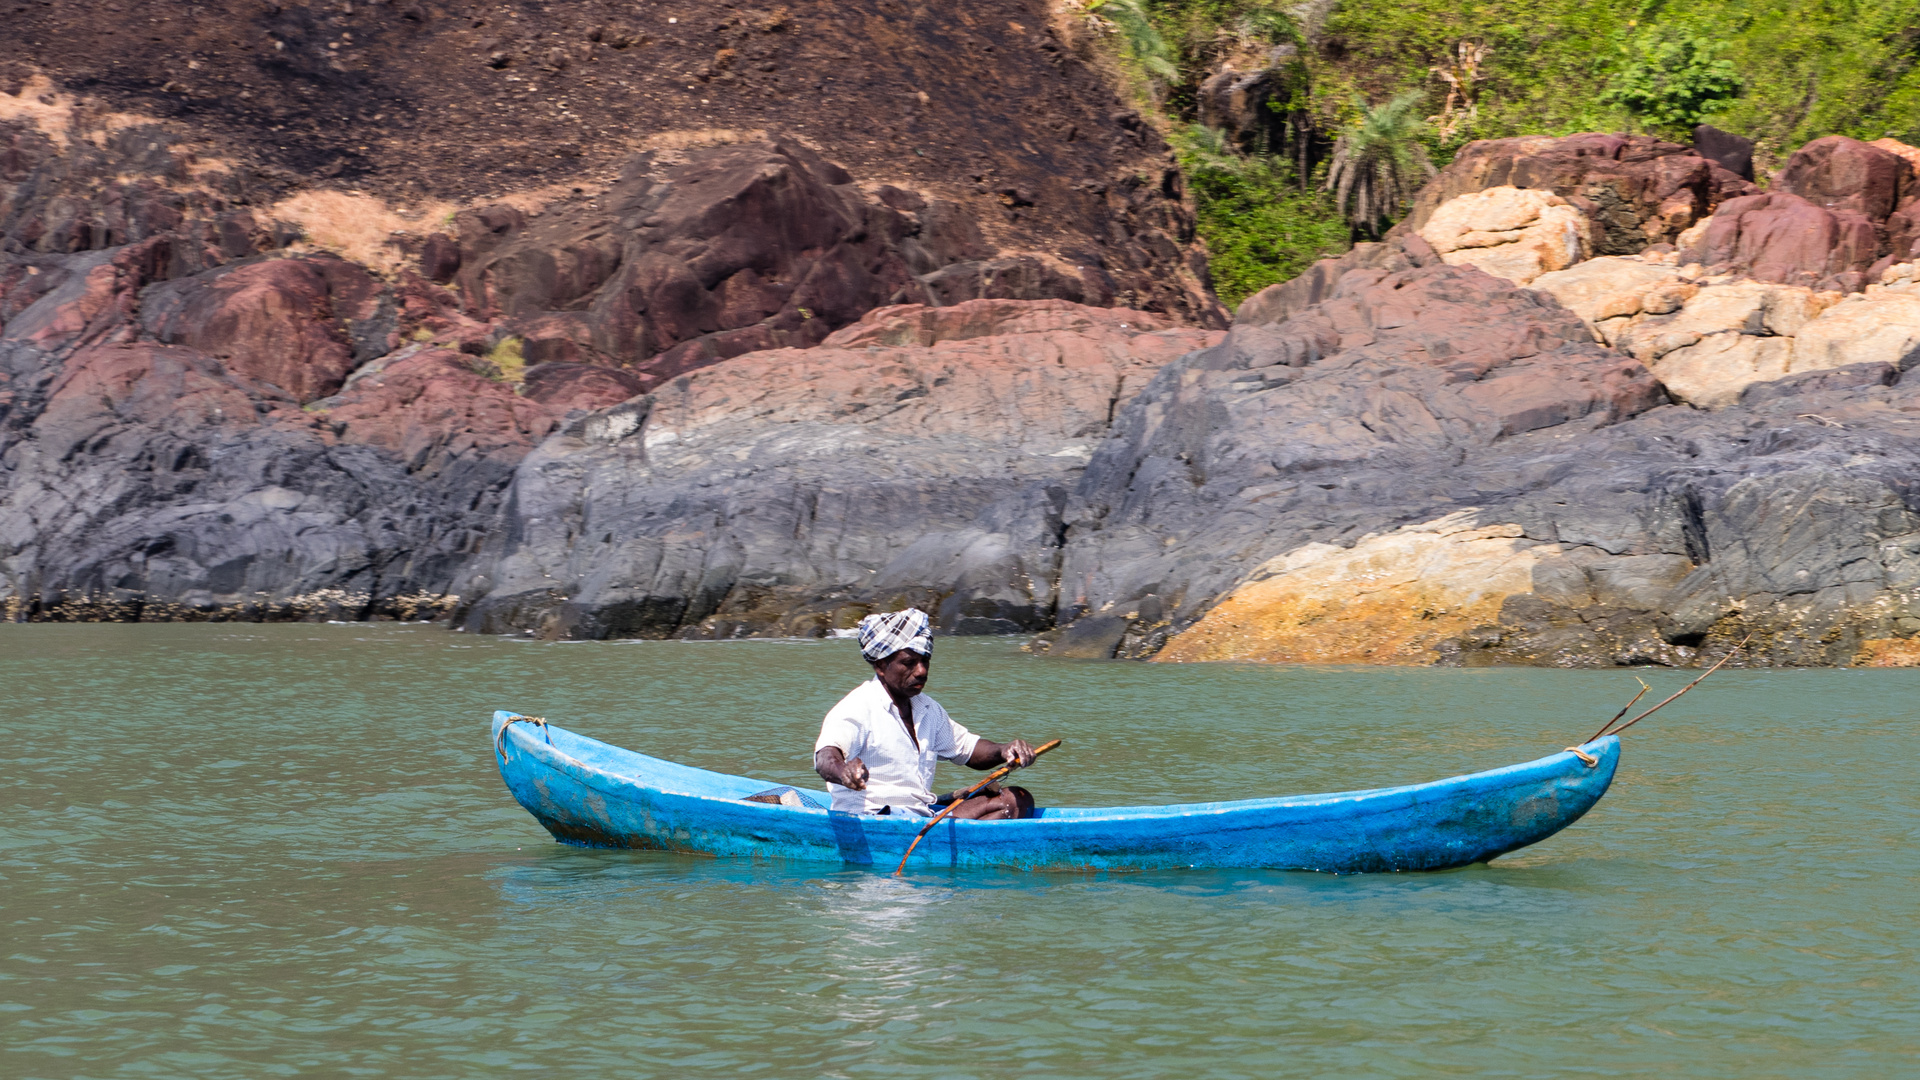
870 647 931 698
858 608 933 697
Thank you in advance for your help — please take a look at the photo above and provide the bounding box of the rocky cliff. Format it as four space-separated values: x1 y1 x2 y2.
6 12 1920 666
0 2 1220 620
1071 133 1920 667
453 130 1920 666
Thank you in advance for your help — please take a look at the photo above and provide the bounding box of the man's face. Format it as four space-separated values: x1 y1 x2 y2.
872 649 931 697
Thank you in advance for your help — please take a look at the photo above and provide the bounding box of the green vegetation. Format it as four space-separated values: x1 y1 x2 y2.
1280 0 1920 151
1087 0 1179 80
1084 0 1920 301
1174 126 1350 305
1326 92 1436 236
1600 32 1742 131
479 337 527 383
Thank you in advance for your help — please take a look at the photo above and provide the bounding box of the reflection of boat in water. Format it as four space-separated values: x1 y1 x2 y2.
491 711 1619 874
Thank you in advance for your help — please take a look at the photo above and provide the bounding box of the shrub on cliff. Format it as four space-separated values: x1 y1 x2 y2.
1173 126 1349 306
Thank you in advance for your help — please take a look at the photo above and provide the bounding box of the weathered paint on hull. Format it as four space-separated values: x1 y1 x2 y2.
491 712 1619 873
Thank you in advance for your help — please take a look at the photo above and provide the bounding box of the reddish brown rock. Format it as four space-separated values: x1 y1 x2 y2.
0 252 127 354
1776 135 1912 222
418 233 461 285
138 256 389 403
447 140 1221 390
1693 125 1754 181
519 362 647 411
32 342 279 456
823 298 1175 348
317 348 563 476
1679 191 1878 290
1398 133 1756 254
634 304 1219 448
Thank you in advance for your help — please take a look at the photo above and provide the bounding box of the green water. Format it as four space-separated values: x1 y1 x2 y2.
1 624 1916 1078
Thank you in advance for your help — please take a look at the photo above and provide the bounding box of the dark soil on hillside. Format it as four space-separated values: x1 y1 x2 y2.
3 0 1184 266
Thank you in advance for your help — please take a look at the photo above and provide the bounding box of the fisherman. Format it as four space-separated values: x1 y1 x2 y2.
814 607 1038 819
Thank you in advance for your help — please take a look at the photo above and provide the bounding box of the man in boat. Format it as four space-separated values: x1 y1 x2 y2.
814 607 1038 819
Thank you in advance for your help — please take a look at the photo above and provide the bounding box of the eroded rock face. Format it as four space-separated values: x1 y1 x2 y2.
449 140 1221 387
453 299 1222 639
8 112 1920 666
1156 513 1556 665
0 247 644 621
0 69 1227 624
1041 251 1920 667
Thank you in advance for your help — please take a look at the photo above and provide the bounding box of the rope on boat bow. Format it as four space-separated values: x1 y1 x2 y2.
495 715 551 760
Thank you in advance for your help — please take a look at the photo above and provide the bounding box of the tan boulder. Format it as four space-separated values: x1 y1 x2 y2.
1609 280 1838 406
1154 512 1551 664
1418 187 1588 285
1650 280 1829 341
1528 256 1681 342
1647 334 1793 408
1789 291 1920 373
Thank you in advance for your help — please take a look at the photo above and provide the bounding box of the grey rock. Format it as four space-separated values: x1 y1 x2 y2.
1036 614 1130 659
451 303 1222 640
1051 259 1920 666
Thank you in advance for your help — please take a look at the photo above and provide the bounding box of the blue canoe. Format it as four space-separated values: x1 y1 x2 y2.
491 712 1620 873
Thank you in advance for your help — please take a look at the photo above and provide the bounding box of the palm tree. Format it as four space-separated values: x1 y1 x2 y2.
1324 91 1436 237
1086 0 1179 81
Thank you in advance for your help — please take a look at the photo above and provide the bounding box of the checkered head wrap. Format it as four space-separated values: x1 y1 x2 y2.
858 607 933 662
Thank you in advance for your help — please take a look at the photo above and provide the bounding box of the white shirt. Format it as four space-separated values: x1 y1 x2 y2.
814 677 980 815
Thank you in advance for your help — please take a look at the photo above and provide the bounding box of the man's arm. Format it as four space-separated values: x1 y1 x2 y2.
965 737 1036 770
814 746 869 789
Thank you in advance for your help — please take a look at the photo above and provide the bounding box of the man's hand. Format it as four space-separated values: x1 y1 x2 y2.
814 746 868 790
966 737 1037 771
839 756 869 789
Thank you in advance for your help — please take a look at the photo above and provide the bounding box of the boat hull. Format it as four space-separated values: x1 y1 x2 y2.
491 712 1619 873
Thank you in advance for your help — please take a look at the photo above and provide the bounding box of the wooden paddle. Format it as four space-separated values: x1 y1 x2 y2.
893 738 1061 875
